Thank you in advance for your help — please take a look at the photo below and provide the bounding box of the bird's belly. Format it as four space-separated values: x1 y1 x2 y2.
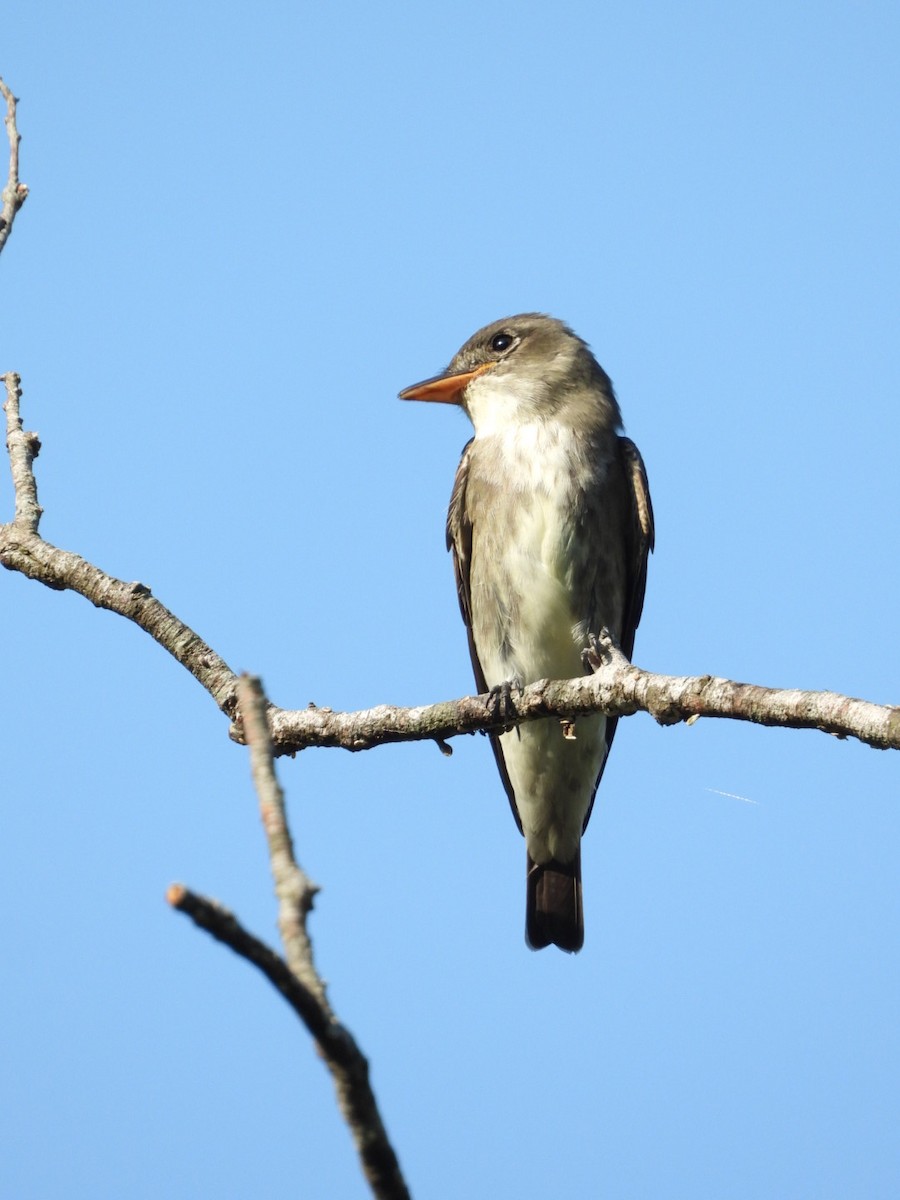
499 715 606 863
473 488 585 686
471 487 606 863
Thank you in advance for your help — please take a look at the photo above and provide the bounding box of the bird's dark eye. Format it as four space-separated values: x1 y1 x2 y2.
490 332 515 353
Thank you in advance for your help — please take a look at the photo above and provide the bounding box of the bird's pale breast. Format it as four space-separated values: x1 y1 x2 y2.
466 420 614 862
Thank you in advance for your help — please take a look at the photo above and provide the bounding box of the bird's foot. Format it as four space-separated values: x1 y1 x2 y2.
485 679 521 733
582 627 628 674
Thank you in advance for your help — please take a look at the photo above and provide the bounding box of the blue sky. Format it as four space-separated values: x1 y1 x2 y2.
3 2 899 1197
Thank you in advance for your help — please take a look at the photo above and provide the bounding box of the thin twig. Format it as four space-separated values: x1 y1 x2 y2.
166 885 356 1069
168 677 412 1200
238 675 326 1007
0 77 28 256
3 374 41 531
1 376 241 715
166 885 328 1026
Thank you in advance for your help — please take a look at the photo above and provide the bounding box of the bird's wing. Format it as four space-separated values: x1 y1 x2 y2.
583 435 655 830
446 439 523 832
617 435 655 660
445 439 480 677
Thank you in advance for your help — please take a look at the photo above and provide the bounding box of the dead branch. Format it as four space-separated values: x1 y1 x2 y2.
262 648 900 754
168 676 411 1200
1 375 241 715
0 77 28 255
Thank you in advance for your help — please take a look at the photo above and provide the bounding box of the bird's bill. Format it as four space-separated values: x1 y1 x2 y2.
398 362 493 405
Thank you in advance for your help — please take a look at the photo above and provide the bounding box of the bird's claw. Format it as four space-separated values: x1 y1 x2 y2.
486 679 520 732
582 628 626 673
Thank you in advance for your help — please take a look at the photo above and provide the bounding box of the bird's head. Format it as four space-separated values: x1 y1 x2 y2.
399 313 620 436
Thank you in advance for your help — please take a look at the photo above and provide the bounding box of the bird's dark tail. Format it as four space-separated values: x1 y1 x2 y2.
526 849 584 953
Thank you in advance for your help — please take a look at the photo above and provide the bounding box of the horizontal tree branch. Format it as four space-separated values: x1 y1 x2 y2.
4 376 899 756
259 644 900 754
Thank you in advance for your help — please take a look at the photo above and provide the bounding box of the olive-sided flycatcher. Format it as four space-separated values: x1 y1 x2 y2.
400 314 653 952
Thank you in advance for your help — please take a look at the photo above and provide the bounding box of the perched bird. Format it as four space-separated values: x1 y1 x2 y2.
400 314 653 952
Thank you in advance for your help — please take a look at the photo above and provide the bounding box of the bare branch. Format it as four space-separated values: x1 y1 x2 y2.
260 633 900 755
3 374 41 530
1 377 241 715
3 379 898 755
167 884 328 1022
0 77 28 255
239 675 327 1008
168 677 412 1200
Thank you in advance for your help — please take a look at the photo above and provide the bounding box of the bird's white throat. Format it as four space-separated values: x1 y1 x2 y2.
464 370 549 437
470 412 603 499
